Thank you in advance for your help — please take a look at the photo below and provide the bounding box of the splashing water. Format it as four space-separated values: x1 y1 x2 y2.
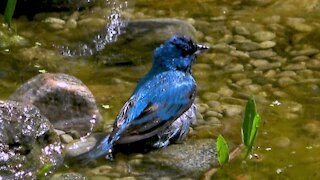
60 0 128 56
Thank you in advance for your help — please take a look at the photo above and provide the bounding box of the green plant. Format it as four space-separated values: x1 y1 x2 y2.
3 0 17 26
216 134 229 166
36 163 54 179
241 96 261 158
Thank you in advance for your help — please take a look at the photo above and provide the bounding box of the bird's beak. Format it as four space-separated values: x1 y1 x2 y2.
194 44 210 55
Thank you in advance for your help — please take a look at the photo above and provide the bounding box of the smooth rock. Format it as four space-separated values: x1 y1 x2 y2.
283 63 306 70
202 92 220 101
9 73 102 137
233 35 251 43
217 86 234 96
233 41 261 51
139 139 219 178
224 63 244 73
234 26 250 36
222 104 243 117
289 49 320 57
291 55 309 62
259 41 276 49
60 134 74 144
286 17 314 32
249 50 277 59
50 173 89 180
278 77 296 87
0 100 63 179
306 59 320 69
253 31 276 42
273 136 291 148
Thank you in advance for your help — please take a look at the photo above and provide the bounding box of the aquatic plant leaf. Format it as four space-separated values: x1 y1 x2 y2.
216 134 229 166
36 163 53 179
3 0 17 26
241 96 261 157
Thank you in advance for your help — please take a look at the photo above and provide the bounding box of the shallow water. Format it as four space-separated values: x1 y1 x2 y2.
1 0 320 179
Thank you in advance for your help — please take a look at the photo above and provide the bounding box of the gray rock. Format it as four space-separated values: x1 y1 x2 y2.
253 31 276 42
60 134 74 144
98 18 197 65
0 100 63 179
9 73 102 137
249 50 277 59
138 139 219 178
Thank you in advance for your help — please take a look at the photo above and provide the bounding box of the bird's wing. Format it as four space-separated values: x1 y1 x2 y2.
115 71 196 143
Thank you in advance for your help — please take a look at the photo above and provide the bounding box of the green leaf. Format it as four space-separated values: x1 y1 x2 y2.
241 96 261 157
36 163 53 179
216 134 229 166
3 0 17 26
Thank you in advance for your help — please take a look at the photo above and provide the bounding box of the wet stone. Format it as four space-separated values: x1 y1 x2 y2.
196 103 209 114
50 173 89 180
278 77 296 87
222 104 243 117
224 63 244 73
233 35 251 43
286 17 314 32
60 134 74 144
234 26 250 36
0 100 63 179
217 86 234 97
233 41 261 51
291 55 309 62
236 79 252 86
9 73 102 137
306 59 320 70
277 71 297 77
206 100 221 109
220 97 246 105
205 110 223 119
211 43 236 53
273 136 291 148
259 41 276 49
283 63 306 70
202 92 220 101
138 139 219 178
249 50 277 59
230 50 250 59
253 31 276 42
218 34 233 44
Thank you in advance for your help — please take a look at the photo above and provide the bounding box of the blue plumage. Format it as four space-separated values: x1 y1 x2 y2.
78 35 209 163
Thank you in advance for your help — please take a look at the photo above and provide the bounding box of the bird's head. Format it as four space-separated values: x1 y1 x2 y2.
153 35 209 72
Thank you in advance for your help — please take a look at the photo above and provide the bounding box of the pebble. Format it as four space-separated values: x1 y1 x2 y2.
89 165 113 176
249 50 277 59
283 63 306 70
277 71 297 77
218 34 233 44
302 122 319 135
54 129 66 136
205 110 223 118
286 17 314 32
273 91 289 98
264 69 277 78
306 59 320 69
217 86 234 96
253 31 276 42
211 43 236 53
259 41 276 49
230 73 247 81
291 55 309 62
206 117 222 126
289 49 320 57
60 134 74 144
233 35 251 43
251 59 269 68
278 77 296 87
236 79 252 86
234 26 250 35
234 41 261 51
245 84 262 93
222 105 243 117
197 103 209 114
206 100 221 108
230 50 250 59
224 63 244 73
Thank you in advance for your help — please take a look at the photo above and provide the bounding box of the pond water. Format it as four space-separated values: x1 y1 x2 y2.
1 0 320 179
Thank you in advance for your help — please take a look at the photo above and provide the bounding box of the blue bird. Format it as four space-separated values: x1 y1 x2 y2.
78 35 209 163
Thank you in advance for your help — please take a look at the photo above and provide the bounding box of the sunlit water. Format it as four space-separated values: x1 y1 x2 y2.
1 0 320 179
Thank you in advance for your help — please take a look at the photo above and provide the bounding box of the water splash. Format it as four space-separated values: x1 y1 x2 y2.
60 0 128 56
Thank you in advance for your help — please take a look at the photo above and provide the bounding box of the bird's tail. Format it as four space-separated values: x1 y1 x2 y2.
76 134 114 164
